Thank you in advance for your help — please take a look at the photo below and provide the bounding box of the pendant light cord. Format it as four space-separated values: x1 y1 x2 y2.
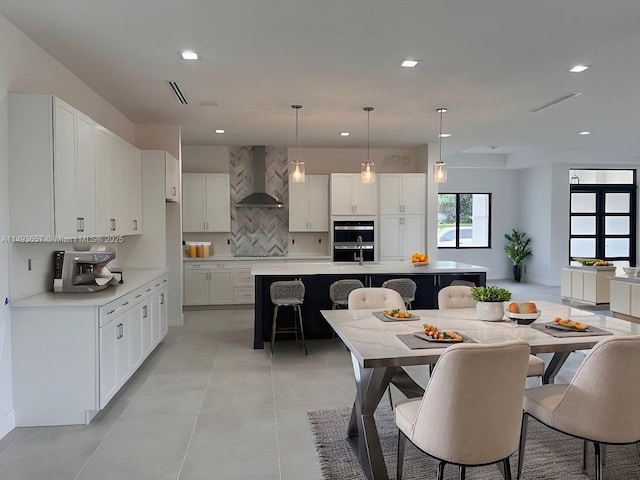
296 106 299 163
438 109 443 164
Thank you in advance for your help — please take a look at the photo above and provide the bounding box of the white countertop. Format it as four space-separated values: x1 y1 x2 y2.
563 265 616 271
251 260 488 276
610 275 640 284
183 254 332 262
10 268 169 308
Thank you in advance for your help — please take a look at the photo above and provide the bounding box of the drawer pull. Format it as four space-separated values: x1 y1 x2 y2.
146 288 152 292
135 294 142 299
107 309 116 315
122 301 129 306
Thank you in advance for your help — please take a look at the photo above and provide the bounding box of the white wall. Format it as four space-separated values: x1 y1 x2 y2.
437 167 519 280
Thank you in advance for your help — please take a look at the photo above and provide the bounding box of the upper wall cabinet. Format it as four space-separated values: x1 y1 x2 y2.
378 173 426 215
289 175 329 232
165 153 180 202
8 94 97 237
330 173 377 216
182 173 231 232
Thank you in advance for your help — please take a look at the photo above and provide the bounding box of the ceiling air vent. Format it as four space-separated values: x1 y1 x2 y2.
529 92 581 113
166 81 188 105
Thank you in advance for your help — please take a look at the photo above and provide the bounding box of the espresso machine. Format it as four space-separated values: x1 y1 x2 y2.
53 248 119 292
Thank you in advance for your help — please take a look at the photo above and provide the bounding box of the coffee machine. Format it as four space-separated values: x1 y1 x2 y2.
53 248 118 292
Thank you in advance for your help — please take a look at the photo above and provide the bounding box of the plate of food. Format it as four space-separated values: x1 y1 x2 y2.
545 317 590 332
384 309 418 320
416 324 464 342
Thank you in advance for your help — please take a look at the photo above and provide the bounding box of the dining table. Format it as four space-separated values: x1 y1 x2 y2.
320 300 640 480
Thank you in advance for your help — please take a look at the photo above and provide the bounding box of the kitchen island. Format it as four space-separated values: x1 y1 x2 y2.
252 261 487 348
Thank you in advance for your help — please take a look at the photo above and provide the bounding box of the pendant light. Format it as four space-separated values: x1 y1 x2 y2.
361 107 375 184
433 107 447 183
290 104 305 183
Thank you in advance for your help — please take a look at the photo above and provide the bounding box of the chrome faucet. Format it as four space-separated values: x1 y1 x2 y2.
354 235 364 266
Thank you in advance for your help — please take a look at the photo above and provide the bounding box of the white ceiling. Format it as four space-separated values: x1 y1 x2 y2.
2 0 640 168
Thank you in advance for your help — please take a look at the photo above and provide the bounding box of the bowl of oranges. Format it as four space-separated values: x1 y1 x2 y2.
411 252 429 266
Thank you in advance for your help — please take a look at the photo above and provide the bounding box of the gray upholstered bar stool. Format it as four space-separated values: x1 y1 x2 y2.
269 280 307 355
329 279 365 310
382 278 417 309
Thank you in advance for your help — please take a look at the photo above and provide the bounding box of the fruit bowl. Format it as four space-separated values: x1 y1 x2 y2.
623 267 639 276
505 310 542 325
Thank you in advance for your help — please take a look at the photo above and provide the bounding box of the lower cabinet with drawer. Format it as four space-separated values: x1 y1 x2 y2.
11 272 168 426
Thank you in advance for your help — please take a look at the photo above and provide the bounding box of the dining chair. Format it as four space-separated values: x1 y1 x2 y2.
329 279 364 310
437 285 546 379
395 340 530 480
382 278 417 309
517 335 640 480
348 287 424 406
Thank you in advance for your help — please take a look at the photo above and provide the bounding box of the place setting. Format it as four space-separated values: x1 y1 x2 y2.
396 322 477 350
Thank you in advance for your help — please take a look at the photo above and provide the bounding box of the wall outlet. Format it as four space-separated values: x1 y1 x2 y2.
318 238 322 244
291 238 295 244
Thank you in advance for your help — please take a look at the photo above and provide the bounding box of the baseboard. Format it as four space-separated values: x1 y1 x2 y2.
0 409 15 440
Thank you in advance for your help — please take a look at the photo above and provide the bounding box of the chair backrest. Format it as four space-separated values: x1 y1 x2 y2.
410 341 530 465
550 335 640 443
270 280 305 304
347 287 405 310
437 285 476 309
381 278 417 302
329 279 365 305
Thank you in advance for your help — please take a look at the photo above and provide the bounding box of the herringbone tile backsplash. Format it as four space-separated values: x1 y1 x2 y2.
230 146 289 256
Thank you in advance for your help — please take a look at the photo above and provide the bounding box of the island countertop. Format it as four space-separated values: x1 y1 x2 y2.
251 260 488 276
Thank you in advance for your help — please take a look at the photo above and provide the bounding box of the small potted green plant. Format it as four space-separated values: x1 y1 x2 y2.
504 229 532 282
470 286 512 321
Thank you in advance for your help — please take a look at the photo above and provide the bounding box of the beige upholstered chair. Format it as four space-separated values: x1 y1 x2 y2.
348 287 405 310
348 287 423 406
437 285 545 379
517 335 640 480
395 340 530 480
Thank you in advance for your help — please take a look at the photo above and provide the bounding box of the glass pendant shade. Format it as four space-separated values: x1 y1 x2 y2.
361 161 375 184
290 159 305 182
361 106 375 184
290 104 305 183
433 161 447 183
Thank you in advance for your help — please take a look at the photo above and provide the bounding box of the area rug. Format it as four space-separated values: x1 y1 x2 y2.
308 406 640 479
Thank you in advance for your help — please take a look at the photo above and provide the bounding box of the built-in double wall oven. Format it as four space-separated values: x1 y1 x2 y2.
333 220 375 262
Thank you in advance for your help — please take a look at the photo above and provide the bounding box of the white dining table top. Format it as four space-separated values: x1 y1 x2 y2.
320 301 640 368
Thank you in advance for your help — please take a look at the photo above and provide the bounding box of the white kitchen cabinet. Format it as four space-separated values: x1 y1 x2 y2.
379 173 425 215
560 266 614 305
8 94 98 237
183 262 234 305
330 173 377 216
165 152 180 202
123 143 143 235
379 215 424 261
11 272 169 426
609 279 640 321
182 173 231 232
289 174 329 231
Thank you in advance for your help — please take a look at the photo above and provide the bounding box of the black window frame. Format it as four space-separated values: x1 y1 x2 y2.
437 193 492 249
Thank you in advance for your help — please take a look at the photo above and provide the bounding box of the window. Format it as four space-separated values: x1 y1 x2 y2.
569 169 636 266
437 193 491 248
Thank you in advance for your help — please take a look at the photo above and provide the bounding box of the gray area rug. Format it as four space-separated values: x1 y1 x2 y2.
308 406 640 479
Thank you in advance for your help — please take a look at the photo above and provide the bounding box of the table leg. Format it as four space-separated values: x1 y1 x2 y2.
543 352 571 384
347 353 396 480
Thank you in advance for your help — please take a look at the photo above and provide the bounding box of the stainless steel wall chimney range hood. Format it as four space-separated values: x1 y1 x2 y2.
236 146 284 208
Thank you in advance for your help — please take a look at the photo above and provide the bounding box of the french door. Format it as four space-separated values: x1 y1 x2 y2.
569 184 637 265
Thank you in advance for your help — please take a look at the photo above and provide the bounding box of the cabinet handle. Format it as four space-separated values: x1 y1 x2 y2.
107 309 116 315
133 219 138 231
155 283 160 287
135 294 142 299
162 279 167 283
110 218 116 231
146 288 152 292
77 217 84 232
142 305 148 318
172 186 176 196
122 301 129 306
161 293 165 304
117 323 123 339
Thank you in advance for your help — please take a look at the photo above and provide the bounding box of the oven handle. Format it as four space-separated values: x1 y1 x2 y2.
334 225 374 231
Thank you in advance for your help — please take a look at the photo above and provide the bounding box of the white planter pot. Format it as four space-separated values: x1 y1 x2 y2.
476 301 505 321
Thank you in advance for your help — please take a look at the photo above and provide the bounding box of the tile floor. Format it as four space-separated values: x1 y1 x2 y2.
0 281 597 480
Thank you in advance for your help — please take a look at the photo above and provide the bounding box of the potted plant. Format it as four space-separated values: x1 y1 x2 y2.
470 286 512 321
504 229 533 282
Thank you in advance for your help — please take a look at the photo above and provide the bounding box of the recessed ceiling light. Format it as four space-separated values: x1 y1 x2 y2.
340 132 350 137
578 131 591 135
438 133 452 138
180 50 199 60
401 59 420 68
569 65 589 73
215 129 225 134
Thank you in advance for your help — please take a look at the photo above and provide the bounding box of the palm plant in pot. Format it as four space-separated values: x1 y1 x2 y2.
470 286 512 321
504 229 532 282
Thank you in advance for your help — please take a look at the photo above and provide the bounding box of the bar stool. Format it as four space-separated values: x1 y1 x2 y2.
269 280 307 355
329 279 364 310
382 278 417 309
